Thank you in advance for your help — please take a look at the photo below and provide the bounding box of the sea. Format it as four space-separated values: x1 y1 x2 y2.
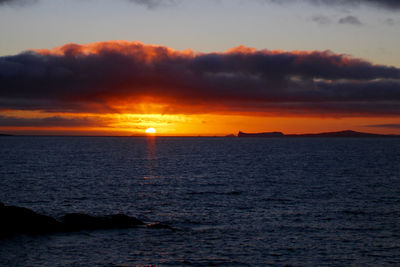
0 136 399 266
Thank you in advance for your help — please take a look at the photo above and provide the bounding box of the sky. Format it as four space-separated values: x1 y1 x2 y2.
0 0 399 135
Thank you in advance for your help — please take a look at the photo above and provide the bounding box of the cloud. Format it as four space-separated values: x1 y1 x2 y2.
128 0 400 10
338 15 362 25
2 0 400 10
311 15 331 25
0 0 37 6
365 124 400 129
1 41 400 117
126 0 179 9
264 0 400 10
314 0 400 9
0 0 178 8
384 18 397 26
0 115 107 127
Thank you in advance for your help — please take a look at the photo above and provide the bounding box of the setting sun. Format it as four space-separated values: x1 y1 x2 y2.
145 127 156 134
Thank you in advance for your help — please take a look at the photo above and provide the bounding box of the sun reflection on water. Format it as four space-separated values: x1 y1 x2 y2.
144 136 158 180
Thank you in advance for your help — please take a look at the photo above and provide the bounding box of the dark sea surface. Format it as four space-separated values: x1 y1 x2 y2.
0 136 399 266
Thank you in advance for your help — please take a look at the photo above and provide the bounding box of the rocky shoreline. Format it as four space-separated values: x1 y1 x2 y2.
0 202 173 239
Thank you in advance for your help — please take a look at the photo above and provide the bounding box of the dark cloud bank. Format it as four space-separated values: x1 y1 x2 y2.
0 0 178 8
2 0 400 10
0 0 37 6
0 115 105 127
265 0 400 10
0 41 400 117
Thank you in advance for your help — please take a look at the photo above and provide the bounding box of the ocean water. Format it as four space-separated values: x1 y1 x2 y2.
0 136 399 266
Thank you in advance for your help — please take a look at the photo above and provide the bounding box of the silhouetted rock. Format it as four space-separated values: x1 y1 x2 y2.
0 203 62 238
286 130 400 137
238 131 285 137
0 203 170 239
60 213 105 231
237 130 400 138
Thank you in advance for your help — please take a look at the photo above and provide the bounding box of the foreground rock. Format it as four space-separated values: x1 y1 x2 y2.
238 131 285 137
0 202 62 238
0 202 172 239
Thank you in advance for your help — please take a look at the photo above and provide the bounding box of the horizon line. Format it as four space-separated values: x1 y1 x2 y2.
2 129 400 137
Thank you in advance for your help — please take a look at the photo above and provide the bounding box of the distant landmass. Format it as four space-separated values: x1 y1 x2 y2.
238 131 285 137
0 133 13 136
238 130 400 138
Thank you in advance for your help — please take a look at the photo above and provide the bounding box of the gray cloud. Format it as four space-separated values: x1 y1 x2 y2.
312 0 400 9
384 18 397 26
0 0 37 6
126 0 179 9
0 0 177 8
2 0 400 10
264 0 400 10
311 15 332 25
338 15 362 25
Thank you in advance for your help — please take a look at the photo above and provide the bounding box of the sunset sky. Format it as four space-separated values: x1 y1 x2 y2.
1 0 400 135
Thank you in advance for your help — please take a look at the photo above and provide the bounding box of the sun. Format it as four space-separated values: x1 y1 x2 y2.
145 127 156 134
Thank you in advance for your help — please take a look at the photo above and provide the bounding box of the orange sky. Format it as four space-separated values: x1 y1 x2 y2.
1 112 399 136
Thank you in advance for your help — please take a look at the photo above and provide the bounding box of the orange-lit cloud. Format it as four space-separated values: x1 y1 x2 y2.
0 41 400 135
1 41 399 118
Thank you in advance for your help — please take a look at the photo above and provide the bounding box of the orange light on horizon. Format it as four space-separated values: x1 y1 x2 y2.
1 110 400 136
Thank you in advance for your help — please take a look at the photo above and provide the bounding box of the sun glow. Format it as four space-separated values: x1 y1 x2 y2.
145 127 156 134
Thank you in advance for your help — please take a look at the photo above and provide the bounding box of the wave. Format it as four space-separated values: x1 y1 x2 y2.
188 190 242 196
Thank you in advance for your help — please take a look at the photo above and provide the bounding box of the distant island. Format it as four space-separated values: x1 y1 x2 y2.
238 130 400 138
0 133 13 136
